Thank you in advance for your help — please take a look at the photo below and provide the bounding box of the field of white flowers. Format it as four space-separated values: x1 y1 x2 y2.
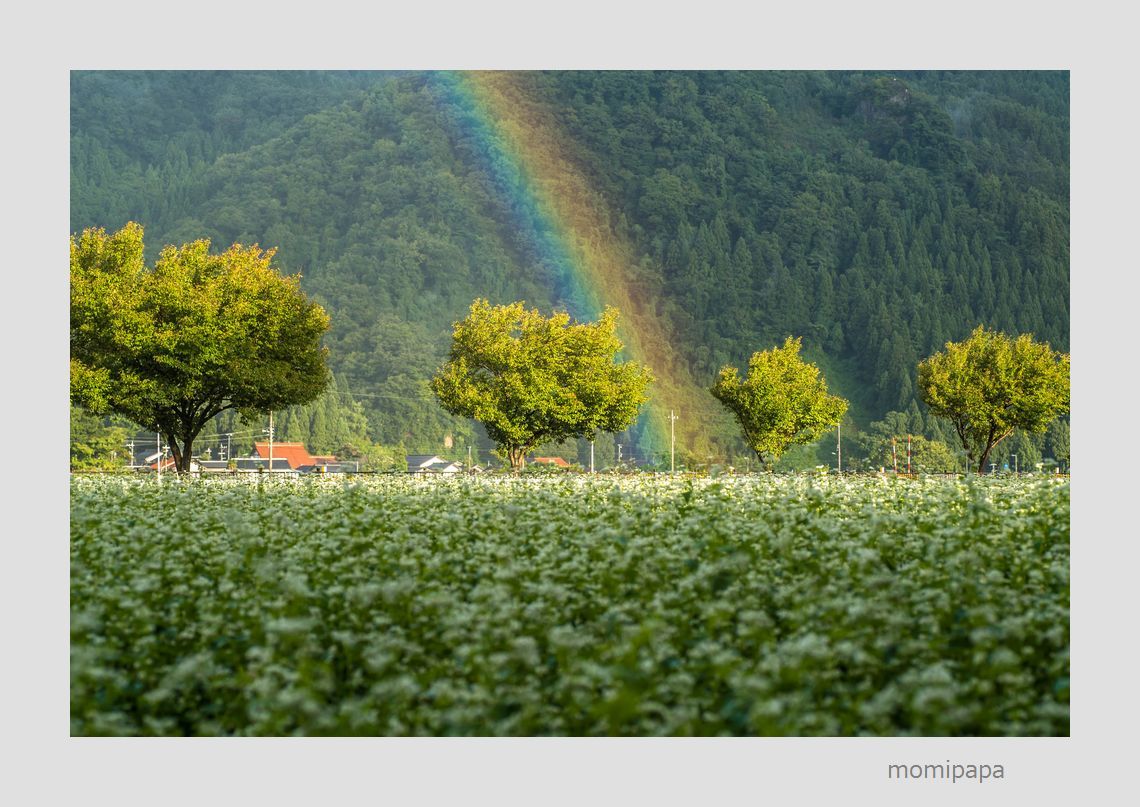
70 473 1069 736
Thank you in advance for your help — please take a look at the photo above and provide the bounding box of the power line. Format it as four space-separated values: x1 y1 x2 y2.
127 429 264 445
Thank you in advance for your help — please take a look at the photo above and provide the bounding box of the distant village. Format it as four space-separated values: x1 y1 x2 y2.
131 441 574 475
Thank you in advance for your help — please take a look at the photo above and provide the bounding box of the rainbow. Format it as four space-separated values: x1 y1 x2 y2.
429 71 723 462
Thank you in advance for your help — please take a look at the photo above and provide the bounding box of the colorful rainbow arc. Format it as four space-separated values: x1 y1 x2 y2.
429 70 719 460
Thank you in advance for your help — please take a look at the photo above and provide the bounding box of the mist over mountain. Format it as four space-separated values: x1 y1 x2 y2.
70 70 1068 467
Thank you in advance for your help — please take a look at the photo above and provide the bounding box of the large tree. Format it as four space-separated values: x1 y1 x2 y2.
711 336 848 468
917 325 1070 474
71 222 331 474
431 300 652 470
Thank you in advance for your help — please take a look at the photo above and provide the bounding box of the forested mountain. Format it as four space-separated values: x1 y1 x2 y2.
70 70 1068 469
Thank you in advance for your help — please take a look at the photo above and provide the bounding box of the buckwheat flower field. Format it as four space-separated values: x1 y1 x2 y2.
70 474 1069 736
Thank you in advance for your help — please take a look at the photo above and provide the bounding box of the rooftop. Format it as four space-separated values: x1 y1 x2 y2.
253 442 337 470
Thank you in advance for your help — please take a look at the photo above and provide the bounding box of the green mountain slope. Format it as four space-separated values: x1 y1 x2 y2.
69 70 1068 465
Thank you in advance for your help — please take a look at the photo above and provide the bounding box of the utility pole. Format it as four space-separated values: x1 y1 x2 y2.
126 439 135 469
836 423 841 474
266 412 275 474
590 439 595 473
891 437 897 474
669 409 678 474
1012 453 1018 475
617 443 622 466
468 444 473 471
907 435 911 474
156 432 162 481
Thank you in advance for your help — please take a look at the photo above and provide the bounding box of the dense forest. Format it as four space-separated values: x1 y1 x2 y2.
70 70 1069 471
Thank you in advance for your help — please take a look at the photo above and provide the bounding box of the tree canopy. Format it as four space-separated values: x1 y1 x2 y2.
431 300 652 470
711 337 848 467
917 325 1070 474
70 222 331 473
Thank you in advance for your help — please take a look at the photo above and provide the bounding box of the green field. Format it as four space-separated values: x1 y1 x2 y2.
70 473 1069 736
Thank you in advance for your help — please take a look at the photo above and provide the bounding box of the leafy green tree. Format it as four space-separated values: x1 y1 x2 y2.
917 325 1070 474
711 337 848 468
431 300 652 471
70 222 331 474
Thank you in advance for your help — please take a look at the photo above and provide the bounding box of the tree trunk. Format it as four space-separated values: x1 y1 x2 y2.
165 432 195 475
163 432 182 475
508 447 526 472
978 444 993 475
179 437 194 474
980 428 1017 475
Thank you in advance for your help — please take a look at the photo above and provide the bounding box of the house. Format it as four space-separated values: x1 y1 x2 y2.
406 454 464 474
532 456 571 468
234 457 297 475
301 460 358 474
251 442 350 473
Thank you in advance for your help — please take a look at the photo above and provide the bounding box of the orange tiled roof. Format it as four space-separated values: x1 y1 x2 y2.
532 456 571 467
253 442 336 469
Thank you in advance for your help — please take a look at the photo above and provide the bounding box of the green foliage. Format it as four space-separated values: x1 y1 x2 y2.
275 374 370 455
917 326 1070 474
70 72 1069 456
70 222 331 473
711 337 848 467
988 429 1044 474
325 315 476 451
70 404 130 471
431 300 653 469
855 410 961 473
71 474 1070 736
1045 419 1070 468
861 432 960 474
345 441 407 472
